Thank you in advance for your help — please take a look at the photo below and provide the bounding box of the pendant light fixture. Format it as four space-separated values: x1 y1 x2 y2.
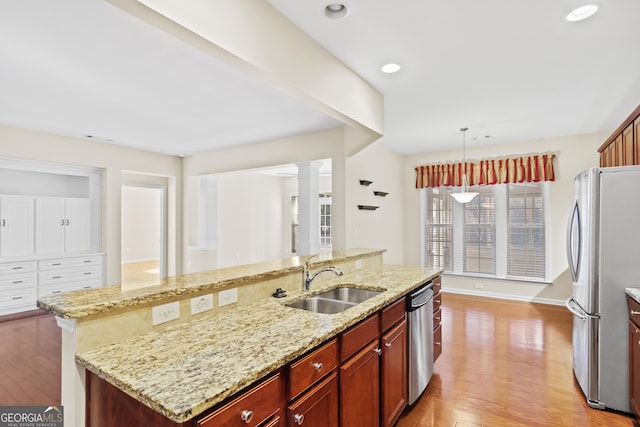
451 127 479 204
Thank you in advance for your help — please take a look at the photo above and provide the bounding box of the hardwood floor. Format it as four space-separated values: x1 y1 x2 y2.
0 293 634 426
397 293 634 426
121 259 160 288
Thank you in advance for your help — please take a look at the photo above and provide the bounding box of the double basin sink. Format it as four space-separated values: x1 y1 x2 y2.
286 286 383 314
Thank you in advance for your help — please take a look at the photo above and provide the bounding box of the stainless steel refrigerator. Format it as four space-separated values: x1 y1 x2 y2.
565 166 639 413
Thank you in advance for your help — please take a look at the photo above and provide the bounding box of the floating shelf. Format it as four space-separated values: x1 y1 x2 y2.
359 179 373 186
373 191 388 197
358 205 379 211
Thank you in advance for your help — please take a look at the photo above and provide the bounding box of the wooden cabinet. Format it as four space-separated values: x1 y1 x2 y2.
197 373 284 427
0 261 37 315
0 196 35 257
628 295 640 421
340 339 380 427
35 197 91 254
432 276 443 362
287 339 339 426
38 255 103 298
381 319 406 427
599 105 640 167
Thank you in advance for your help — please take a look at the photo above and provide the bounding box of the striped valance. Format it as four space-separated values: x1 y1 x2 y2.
415 153 556 188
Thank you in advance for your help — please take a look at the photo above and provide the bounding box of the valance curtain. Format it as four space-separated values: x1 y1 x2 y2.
415 153 556 189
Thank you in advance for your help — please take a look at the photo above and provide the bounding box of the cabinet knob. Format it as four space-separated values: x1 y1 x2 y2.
632 311 640 315
312 362 323 371
435 299 441 304
435 341 441 345
385 342 392 348
373 347 382 355
293 413 305 425
240 409 253 423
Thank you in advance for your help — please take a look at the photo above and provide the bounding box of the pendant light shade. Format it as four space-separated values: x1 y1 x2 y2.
451 127 478 204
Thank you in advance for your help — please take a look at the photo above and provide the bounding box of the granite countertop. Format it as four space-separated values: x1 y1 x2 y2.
37 248 384 319
626 288 640 304
76 264 441 423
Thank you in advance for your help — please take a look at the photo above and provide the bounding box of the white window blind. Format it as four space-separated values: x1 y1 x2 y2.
506 183 546 279
463 187 496 275
424 188 453 271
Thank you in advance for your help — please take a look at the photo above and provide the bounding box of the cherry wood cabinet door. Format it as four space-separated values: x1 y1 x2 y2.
381 319 407 427
287 373 338 427
630 320 640 419
340 340 380 427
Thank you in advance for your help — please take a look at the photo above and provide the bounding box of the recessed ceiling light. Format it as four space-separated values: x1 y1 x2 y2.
381 63 401 74
324 3 349 19
566 4 599 22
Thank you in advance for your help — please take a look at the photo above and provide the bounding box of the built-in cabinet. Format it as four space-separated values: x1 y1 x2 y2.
627 295 640 421
0 160 103 316
599 105 640 167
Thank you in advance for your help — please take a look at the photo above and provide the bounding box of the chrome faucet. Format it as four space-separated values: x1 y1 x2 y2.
303 257 343 291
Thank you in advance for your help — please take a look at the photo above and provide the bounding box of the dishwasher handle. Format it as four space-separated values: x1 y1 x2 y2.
406 283 433 311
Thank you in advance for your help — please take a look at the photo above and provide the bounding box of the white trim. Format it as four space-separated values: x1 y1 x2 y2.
443 287 565 306
55 316 77 332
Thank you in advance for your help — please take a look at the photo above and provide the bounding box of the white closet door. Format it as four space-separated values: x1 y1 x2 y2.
65 198 91 253
0 196 35 257
35 197 65 254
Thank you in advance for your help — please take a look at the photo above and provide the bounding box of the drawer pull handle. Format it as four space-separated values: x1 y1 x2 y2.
312 362 323 371
52 263 62 266
293 413 305 425
385 342 392 348
52 290 61 294
83 286 91 289
240 410 253 423
11 266 23 270
84 272 92 275
60 219 65 226
373 347 382 356
52 276 61 279
632 311 640 315
13 280 23 284
12 296 23 300
83 260 92 263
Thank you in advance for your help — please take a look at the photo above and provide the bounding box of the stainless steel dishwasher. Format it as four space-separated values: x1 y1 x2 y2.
406 281 434 405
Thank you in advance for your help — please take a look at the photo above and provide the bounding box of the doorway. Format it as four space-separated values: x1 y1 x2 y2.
121 184 166 287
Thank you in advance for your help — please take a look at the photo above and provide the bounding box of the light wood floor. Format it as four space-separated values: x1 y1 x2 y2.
121 259 160 287
397 293 634 426
0 293 635 426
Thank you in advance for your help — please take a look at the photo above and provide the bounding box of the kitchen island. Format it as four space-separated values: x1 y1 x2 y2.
38 249 440 426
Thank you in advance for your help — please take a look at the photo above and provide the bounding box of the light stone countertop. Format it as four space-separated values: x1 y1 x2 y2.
37 248 384 319
76 264 442 423
626 288 640 304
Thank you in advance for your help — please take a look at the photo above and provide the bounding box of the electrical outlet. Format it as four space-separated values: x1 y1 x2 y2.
190 294 214 315
152 301 180 325
218 288 238 307
355 259 363 269
475 283 484 289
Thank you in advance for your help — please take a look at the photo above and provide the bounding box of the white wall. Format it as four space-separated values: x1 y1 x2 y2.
403 132 606 303
121 185 161 263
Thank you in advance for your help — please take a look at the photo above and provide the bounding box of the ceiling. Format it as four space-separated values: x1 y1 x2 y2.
1 0 639 157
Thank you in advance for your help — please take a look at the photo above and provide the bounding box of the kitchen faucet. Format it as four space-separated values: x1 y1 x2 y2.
303 256 343 291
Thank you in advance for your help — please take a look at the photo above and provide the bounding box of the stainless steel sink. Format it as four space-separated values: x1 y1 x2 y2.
285 287 383 314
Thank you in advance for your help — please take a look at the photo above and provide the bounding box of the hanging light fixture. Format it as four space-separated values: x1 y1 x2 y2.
451 127 479 204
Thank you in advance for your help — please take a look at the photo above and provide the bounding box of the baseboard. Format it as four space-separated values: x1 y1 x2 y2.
442 287 565 306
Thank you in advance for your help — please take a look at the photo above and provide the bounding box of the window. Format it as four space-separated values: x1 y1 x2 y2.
290 193 332 253
421 182 548 281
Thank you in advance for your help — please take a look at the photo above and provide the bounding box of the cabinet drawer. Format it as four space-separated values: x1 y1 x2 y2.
196 373 282 427
433 292 442 313
629 296 640 327
0 287 37 309
434 323 442 362
289 339 338 401
432 276 441 294
287 372 338 427
0 261 37 274
39 255 102 270
341 314 380 362
433 307 442 330
39 281 100 298
39 267 101 285
0 272 37 291
381 298 405 332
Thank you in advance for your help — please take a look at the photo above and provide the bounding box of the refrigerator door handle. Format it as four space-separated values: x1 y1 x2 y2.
565 297 598 320
566 201 581 283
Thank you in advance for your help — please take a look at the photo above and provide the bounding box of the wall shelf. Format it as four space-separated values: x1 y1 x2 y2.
357 205 379 211
373 191 388 197
359 179 372 186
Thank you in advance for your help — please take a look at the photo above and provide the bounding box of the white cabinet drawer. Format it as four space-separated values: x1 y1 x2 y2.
0 287 37 309
39 255 102 270
0 261 37 274
39 281 100 298
0 272 37 291
39 266 101 285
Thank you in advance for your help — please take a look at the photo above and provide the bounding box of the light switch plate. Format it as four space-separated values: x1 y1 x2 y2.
218 288 238 307
355 259 363 269
191 294 214 315
152 301 180 325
